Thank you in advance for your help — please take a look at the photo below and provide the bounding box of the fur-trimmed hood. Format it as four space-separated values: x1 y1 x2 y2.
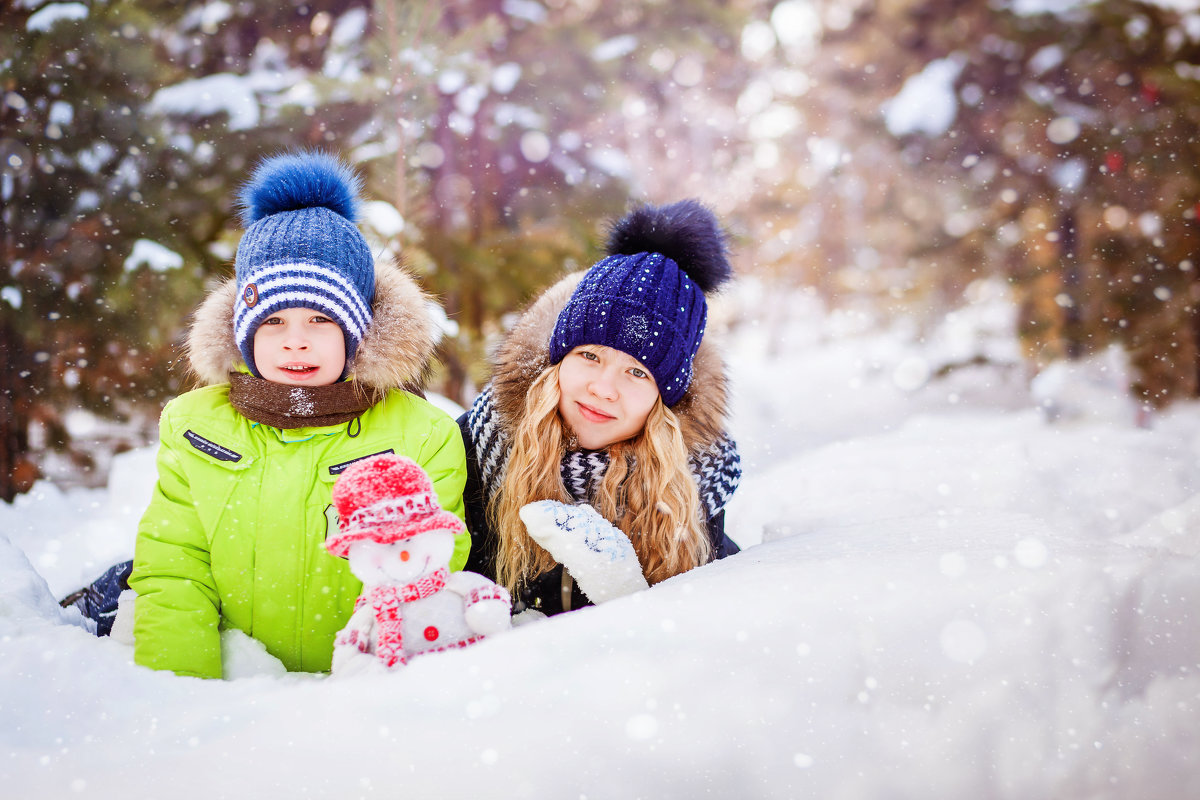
489 272 732 455
186 256 437 395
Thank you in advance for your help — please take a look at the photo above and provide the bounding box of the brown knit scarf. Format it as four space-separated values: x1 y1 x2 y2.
228 373 374 429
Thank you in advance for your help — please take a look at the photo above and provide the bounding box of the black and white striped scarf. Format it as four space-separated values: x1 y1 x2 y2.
465 385 741 518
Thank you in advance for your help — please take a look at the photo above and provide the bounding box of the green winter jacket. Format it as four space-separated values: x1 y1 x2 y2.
129 257 465 679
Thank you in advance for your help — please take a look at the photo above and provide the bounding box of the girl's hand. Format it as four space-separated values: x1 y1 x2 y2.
518 500 649 603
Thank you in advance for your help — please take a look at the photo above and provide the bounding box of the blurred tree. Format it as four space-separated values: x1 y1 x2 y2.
810 0 1200 407
365 0 754 403
0 0 377 498
1 0 204 500
2 0 760 496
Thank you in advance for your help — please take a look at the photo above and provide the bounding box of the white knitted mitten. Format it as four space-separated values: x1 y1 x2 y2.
519 500 650 604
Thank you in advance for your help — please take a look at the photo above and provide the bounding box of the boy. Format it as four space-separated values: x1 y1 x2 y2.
124 151 467 678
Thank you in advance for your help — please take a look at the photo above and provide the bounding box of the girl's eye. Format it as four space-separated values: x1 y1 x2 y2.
263 316 282 325
311 315 333 324
579 350 599 362
629 368 647 379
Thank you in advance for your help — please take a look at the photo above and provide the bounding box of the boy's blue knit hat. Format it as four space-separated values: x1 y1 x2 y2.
549 200 732 407
233 151 374 380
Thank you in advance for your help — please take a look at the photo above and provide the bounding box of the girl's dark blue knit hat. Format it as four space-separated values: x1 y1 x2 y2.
233 151 375 380
549 199 732 406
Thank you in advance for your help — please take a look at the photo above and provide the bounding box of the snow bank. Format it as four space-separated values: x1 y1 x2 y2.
2 295 1197 798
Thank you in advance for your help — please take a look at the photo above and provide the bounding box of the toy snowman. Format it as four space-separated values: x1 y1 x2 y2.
325 453 511 674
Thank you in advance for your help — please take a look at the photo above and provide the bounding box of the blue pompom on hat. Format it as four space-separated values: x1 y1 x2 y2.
549 200 732 407
233 151 375 380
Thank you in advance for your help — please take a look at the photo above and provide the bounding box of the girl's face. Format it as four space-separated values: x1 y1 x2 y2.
252 306 346 386
557 345 660 450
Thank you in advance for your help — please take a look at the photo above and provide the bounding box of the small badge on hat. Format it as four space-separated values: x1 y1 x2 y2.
243 283 259 307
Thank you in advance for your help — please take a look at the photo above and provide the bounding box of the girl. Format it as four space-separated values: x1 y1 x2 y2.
458 200 742 616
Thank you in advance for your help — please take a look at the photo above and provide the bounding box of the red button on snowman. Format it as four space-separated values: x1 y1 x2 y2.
325 453 511 675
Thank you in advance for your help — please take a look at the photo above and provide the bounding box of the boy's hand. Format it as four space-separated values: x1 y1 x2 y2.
332 645 389 677
518 500 649 604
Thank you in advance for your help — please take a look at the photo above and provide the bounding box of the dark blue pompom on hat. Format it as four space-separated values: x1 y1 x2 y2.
233 151 375 380
550 199 732 407
605 200 732 294
239 151 362 226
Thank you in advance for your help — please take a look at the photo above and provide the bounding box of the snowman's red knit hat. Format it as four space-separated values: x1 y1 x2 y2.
325 453 464 559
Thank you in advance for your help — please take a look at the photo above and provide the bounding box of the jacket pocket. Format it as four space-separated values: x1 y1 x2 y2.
175 428 255 539
179 428 255 471
320 448 396 479
316 447 397 541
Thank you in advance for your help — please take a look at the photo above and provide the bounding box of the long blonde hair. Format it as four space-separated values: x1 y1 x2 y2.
488 362 711 594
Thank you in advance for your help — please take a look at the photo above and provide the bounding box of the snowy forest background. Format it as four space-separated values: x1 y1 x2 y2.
5 0 1200 503
4 3 1200 797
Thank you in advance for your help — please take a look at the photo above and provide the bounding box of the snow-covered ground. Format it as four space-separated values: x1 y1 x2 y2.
2 283 1197 799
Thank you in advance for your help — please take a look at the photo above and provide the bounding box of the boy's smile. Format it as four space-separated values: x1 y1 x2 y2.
252 306 347 386
557 345 660 450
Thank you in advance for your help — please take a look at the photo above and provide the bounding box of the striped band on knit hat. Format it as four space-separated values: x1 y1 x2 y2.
549 200 733 407
233 151 375 380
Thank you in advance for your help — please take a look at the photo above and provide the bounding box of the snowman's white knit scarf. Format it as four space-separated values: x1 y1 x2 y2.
466 385 741 519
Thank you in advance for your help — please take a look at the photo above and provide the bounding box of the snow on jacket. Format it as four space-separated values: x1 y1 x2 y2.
129 259 468 679
458 272 741 616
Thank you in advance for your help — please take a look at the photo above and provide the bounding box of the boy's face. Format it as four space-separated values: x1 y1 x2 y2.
252 307 346 386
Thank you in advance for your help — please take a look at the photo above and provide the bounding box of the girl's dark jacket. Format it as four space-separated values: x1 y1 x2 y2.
457 272 740 616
